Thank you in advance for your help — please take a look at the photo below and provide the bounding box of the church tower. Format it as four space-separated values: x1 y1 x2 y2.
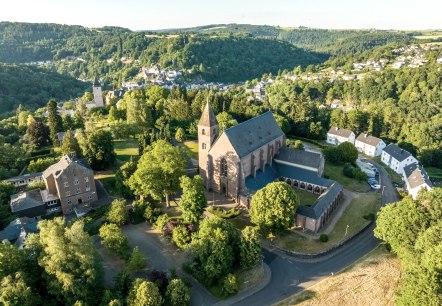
198 102 218 188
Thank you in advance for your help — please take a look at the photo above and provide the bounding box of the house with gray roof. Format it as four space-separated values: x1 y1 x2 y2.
355 133 386 157
198 102 343 232
403 163 433 199
10 189 47 218
327 127 355 145
4 172 43 188
381 143 417 174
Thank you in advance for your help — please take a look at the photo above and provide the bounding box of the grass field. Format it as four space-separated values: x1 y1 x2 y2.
426 166 442 182
274 193 381 253
182 140 199 160
294 189 320 206
324 162 371 192
275 245 401 306
114 139 139 162
95 172 119 197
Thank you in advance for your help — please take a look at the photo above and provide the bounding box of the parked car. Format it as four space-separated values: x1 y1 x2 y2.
369 183 381 189
368 178 378 184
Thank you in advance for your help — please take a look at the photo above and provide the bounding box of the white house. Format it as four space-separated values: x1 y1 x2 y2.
403 163 433 199
355 133 386 157
326 127 355 145
381 144 418 174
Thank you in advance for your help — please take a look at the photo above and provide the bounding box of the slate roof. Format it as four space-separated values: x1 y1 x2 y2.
382 144 413 162
224 112 284 158
5 217 38 241
10 189 44 213
245 165 279 191
43 155 91 179
296 182 343 219
356 133 383 147
198 102 218 127
403 163 433 189
4 172 42 183
327 127 353 138
275 147 323 170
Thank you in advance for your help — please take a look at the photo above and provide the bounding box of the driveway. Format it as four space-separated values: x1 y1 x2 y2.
231 162 400 306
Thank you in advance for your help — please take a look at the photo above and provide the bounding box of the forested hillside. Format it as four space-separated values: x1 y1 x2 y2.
0 63 88 113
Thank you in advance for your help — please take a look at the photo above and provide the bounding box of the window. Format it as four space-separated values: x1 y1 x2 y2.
74 179 79 186
84 177 89 183
202 129 205 135
87 195 92 200
66 191 71 196
85 186 90 192
67 199 72 205
76 188 81 194
202 143 206 150
221 158 228 177
64 182 69 188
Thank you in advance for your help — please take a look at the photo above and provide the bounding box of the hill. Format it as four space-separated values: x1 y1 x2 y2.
0 63 89 113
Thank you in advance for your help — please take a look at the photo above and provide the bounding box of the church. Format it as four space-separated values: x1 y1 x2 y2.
198 102 343 232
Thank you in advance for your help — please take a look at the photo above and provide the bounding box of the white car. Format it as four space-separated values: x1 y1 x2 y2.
370 183 381 189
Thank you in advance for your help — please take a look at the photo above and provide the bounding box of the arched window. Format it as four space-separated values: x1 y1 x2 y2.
202 143 206 150
221 158 228 177
202 129 206 135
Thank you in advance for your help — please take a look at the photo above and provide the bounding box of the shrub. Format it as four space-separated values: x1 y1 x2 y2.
154 214 170 232
144 205 162 224
222 274 239 295
207 206 241 219
172 225 191 249
130 200 150 224
127 246 146 273
319 234 329 242
163 219 179 237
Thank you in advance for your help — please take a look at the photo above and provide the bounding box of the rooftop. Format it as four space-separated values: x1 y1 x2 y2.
296 182 343 219
382 143 414 162
223 112 284 158
327 127 354 138
356 133 383 147
275 146 323 170
198 102 218 127
43 155 91 179
403 163 433 190
10 189 44 213
4 172 42 182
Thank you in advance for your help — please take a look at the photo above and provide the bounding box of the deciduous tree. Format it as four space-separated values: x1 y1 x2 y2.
179 175 206 224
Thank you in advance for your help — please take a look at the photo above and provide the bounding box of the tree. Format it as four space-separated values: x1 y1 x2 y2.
37 218 103 304
179 175 206 224
99 224 130 259
222 273 239 295
0 272 39 306
47 100 63 146
129 140 187 208
175 127 186 143
61 130 82 157
216 112 237 131
26 120 50 149
115 158 137 198
84 130 116 170
249 182 299 234
62 114 74 131
273 114 291 134
17 110 32 129
127 246 146 273
165 278 190 306
190 217 239 284
127 279 163 306
27 157 59 173
172 225 191 249
337 142 358 164
239 226 262 269
107 199 129 226
73 111 84 129
287 139 304 150
0 181 16 204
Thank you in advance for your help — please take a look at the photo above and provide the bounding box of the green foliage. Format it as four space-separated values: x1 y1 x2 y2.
374 188 442 305
154 214 170 233
27 156 58 173
249 182 300 234
222 273 239 296
165 278 190 306
175 127 186 143
343 163 368 181
172 225 191 250
273 114 291 134
127 279 163 306
83 129 116 170
60 130 81 157
287 139 304 150
337 142 358 164
179 175 206 224
99 223 130 259
319 234 329 242
239 226 262 269
25 120 50 149
216 112 237 131
24 181 46 191
127 246 146 273
115 158 137 198
144 205 162 224
106 199 129 226
0 272 39 306
207 206 241 219
190 217 240 285
47 100 63 146
129 200 150 224
129 140 187 207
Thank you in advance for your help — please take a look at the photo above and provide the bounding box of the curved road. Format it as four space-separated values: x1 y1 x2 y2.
229 160 399 306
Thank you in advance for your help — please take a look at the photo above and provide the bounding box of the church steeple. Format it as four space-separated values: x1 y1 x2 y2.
199 101 218 128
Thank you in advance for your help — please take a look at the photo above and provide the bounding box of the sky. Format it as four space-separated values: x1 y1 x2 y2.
0 0 441 31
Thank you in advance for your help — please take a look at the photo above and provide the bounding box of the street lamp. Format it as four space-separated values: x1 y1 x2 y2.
345 224 349 236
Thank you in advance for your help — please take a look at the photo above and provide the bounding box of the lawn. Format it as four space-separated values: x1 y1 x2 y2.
273 193 381 253
294 189 320 206
182 140 198 160
95 172 119 197
275 245 400 306
114 139 139 162
426 166 442 182
324 162 371 192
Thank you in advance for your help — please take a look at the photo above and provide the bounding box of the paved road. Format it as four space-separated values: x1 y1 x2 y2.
231 161 400 306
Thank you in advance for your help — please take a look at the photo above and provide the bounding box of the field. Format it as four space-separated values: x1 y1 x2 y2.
324 162 371 192
426 166 442 183
274 193 381 253
275 246 401 306
114 139 139 162
294 189 320 206
182 140 199 160
95 172 118 197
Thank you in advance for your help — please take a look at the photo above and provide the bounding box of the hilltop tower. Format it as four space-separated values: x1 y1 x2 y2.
198 102 218 189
